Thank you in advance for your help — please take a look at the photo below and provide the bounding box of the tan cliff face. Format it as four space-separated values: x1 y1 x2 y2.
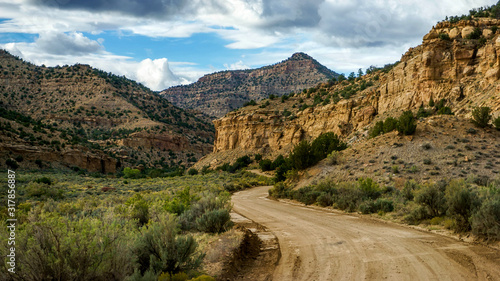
205 19 500 166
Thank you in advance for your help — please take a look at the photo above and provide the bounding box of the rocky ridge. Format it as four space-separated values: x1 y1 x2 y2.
0 50 214 172
197 18 500 168
160 52 338 118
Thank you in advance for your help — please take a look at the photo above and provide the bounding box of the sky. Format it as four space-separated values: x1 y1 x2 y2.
0 0 496 91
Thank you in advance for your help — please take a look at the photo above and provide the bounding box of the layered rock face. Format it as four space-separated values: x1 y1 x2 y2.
160 53 338 118
210 19 500 161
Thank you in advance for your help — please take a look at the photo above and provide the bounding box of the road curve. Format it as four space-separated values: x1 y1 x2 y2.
232 186 500 281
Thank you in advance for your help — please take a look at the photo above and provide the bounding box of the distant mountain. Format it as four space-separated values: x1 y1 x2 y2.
160 52 338 118
0 50 214 173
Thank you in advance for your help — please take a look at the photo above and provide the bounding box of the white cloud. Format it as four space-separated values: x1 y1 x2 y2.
1 32 192 91
224 60 249 70
136 58 185 90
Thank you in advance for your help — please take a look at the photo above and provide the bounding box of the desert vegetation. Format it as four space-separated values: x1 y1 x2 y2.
269 176 500 240
0 170 272 280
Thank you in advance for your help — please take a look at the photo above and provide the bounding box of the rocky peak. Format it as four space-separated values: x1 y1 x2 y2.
160 53 338 118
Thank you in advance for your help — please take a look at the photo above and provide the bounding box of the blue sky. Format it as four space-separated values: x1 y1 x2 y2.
0 0 495 90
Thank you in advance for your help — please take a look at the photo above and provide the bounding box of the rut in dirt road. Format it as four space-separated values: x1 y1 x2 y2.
232 186 500 281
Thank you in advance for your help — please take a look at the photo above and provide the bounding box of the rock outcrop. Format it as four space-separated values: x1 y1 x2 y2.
203 18 500 166
160 53 338 118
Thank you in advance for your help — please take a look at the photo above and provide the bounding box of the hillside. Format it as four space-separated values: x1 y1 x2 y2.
0 50 214 173
160 52 338 118
196 17 500 171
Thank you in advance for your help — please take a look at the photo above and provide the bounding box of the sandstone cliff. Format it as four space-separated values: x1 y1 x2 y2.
199 18 500 168
160 53 338 118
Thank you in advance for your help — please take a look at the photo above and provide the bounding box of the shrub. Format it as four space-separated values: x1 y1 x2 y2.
259 159 273 171
126 194 150 226
196 209 233 234
326 151 341 165
178 193 231 232
124 167 141 178
402 180 418 201
316 192 334 207
397 111 417 135
471 107 492 128
438 33 451 41
5 159 18 169
383 117 398 133
466 27 482 39
358 177 381 200
335 185 363 212
369 121 384 138
445 180 480 232
415 184 447 218
416 106 431 119
437 106 453 115
493 116 500 130
254 154 262 161
471 198 500 240
289 140 314 170
134 217 204 277
310 132 347 162
274 159 292 182
243 100 257 106
15 214 134 281
271 154 286 170
359 199 394 214
34 176 53 185
25 182 64 200
429 97 435 107
187 168 198 176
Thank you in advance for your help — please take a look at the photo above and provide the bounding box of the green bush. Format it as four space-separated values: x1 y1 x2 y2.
359 199 394 214
34 176 53 185
311 132 347 162
15 214 134 281
335 186 363 212
369 121 384 138
437 106 453 115
466 27 482 39
5 159 18 169
383 117 398 133
471 198 500 240
416 106 431 119
358 177 381 200
445 181 480 232
196 209 233 234
415 184 447 218
187 168 198 176
289 140 314 170
124 167 141 178
438 33 451 40
126 194 150 226
494 116 500 130
471 107 492 128
316 192 334 207
259 159 273 171
397 111 417 135
134 217 203 277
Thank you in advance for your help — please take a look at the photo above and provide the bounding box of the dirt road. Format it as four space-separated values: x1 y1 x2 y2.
232 186 500 281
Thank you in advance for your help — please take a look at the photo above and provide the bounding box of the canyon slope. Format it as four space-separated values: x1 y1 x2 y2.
0 50 214 172
197 18 500 168
160 52 338 118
